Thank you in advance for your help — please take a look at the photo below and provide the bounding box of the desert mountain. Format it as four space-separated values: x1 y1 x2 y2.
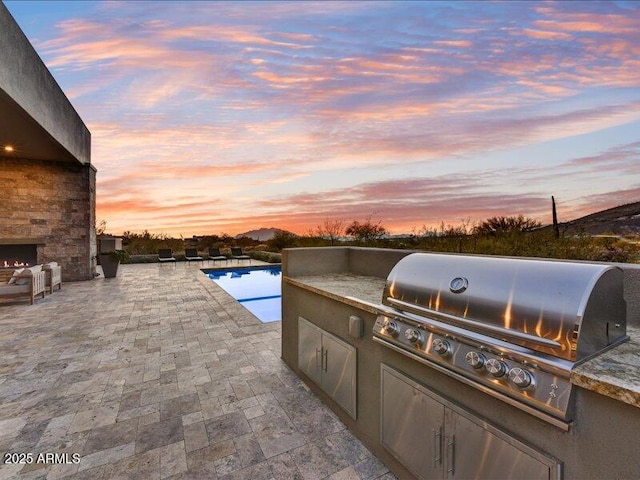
235 227 291 241
559 201 640 236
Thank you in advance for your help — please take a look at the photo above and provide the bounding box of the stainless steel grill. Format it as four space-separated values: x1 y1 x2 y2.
372 253 627 429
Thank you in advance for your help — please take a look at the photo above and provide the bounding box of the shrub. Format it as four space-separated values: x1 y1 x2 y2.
250 251 282 263
473 215 541 236
100 250 131 264
129 254 159 263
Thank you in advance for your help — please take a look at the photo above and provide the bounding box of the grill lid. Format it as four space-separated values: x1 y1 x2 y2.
383 253 626 362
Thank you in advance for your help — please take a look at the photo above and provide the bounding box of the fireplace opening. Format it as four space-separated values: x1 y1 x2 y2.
0 244 38 268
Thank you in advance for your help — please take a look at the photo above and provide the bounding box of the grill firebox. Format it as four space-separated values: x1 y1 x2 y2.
372 253 627 429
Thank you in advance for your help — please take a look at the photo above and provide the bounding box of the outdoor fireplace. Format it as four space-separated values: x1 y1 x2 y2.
0 244 38 268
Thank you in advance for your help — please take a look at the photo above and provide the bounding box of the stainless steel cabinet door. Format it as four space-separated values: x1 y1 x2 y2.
381 366 446 480
446 409 552 480
322 333 356 418
298 317 323 386
297 317 357 419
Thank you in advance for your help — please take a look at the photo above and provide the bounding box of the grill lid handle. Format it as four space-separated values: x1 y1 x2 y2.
386 297 563 349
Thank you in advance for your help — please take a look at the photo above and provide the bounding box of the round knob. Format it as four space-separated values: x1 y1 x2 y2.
404 328 422 343
508 367 533 388
486 358 507 377
465 351 486 369
432 338 450 355
383 320 399 336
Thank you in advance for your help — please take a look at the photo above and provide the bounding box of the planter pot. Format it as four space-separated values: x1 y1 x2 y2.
99 254 120 278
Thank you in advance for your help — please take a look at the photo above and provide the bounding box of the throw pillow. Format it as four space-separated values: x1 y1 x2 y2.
8 268 25 285
14 269 33 286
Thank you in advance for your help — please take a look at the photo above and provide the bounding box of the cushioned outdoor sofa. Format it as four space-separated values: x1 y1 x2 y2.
43 262 62 293
0 265 46 304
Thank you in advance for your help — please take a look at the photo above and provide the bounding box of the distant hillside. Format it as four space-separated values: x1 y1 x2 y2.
559 201 640 236
235 227 290 241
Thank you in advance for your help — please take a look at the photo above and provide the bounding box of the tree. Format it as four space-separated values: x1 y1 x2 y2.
345 218 388 245
197 235 224 250
95 219 107 236
267 231 299 252
473 215 541 236
316 218 345 246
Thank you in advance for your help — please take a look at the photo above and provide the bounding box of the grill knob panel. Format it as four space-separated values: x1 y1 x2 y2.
383 320 399 337
486 358 507 377
432 338 451 356
508 367 533 388
404 328 422 344
465 351 486 369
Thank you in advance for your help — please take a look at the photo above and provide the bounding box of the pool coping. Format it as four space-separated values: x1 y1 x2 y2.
201 263 282 274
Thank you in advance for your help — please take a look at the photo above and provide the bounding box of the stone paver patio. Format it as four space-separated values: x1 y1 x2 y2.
0 262 394 480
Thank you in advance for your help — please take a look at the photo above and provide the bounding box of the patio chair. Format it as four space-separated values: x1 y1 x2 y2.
43 262 62 293
185 248 204 265
208 247 228 265
0 265 46 304
158 249 176 265
231 247 251 263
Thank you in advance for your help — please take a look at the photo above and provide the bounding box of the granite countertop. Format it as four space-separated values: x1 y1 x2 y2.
284 274 386 314
286 274 640 410
571 325 640 408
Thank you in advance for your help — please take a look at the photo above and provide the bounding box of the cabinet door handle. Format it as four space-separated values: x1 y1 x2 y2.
446 435 455 476
316 347 322 370
432 427 442 467
322 349 328 372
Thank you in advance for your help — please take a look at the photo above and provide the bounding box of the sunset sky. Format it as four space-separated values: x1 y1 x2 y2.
6 0 640 237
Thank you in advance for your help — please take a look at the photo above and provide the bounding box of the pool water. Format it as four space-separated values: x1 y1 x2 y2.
204 265 281 323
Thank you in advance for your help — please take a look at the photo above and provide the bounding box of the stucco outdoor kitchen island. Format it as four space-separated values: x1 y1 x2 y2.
281 247 640 480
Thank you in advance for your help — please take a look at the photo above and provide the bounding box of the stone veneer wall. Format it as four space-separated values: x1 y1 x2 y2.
0 157 96 281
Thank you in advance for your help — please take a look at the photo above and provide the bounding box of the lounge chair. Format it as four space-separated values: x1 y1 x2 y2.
43 262 62 293
208 247 227 265
0 265 46 304
158 249 176 265
231 247 251 263
185 248 204 265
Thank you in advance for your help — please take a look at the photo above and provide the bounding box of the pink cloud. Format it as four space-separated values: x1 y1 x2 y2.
534 15 638 35
519 28 573 41
159 25 310 49
434 40 472 48
564 142 640 175
18 1 638 238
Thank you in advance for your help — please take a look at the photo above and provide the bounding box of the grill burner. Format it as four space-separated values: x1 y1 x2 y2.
372 253 627 429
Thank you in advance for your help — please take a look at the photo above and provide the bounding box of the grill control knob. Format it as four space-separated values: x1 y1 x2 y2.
486 358 507 377
465 351 486 369
432 338 450 356
404 328 422 344
508 367 533 388
383 320 399 337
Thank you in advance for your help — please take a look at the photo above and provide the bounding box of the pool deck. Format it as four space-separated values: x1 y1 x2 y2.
0 262 394 480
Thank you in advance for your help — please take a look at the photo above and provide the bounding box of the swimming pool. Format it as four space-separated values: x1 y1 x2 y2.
204 265 281 323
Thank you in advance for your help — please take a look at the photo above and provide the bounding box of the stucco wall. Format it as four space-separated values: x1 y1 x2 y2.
0 158 96 281
283 247 414 279
0 3 90 165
